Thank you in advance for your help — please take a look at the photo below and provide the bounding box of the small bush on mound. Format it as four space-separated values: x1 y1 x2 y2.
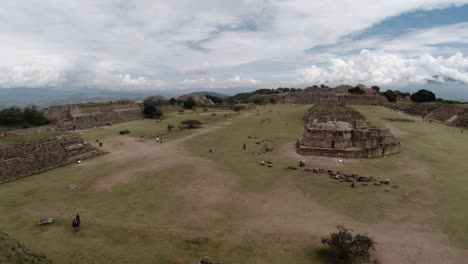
119 130 130 135
321 225 376 263
232 106 242 112
181 119 203 129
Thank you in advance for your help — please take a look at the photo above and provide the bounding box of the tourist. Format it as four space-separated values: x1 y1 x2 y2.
72 214 81 232
243 144 246 150
156 137 159 143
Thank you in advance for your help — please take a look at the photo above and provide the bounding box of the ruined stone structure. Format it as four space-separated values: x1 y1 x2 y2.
424 104 468 127
44 101 142 129
177 95 215 106
0 134 104 183
297 106 400 158
250 84 388 106
393 102 468 128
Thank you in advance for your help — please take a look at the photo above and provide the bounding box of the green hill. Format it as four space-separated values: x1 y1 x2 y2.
189 91 230 99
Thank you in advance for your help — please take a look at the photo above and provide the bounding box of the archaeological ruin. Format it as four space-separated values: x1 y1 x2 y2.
177 95 216 106
0 134 104 183
250 84 389 106
44 101 143 130
297 105 400 158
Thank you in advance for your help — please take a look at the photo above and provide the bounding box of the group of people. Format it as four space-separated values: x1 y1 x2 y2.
156 137 166 143
260 118 272 124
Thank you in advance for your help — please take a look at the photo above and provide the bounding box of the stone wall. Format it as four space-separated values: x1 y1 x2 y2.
424 104 468 127
1 125 57 137
0 134 104 183
249 86 388 106
44 101 143 129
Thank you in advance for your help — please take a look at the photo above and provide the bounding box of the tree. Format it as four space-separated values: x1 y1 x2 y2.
183 97 197 109
348 86 365 95
169 98 177 105
371 86 380 93
0 107 24 124
23 106 49 125
143 96 164 118
232 106 242 112
321 225 376 263
411 89 436 102
181 119 202 129
382 90 397 102
205 95 223 104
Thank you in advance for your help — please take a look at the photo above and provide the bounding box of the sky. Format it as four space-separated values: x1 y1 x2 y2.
0 1 468 100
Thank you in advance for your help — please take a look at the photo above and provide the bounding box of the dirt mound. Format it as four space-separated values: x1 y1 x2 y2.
0 231 53 264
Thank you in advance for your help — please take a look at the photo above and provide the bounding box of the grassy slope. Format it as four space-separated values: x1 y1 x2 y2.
0 231 53 264
0 104 467 264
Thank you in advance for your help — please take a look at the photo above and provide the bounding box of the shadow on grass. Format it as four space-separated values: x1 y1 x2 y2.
309 248 381 264
306 247 343 264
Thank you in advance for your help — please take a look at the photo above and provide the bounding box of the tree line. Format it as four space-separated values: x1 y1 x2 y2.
0 106 49 127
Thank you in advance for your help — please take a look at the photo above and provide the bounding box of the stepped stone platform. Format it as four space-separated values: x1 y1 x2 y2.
0 134 105 183
297 106 400 158
44 101 143 130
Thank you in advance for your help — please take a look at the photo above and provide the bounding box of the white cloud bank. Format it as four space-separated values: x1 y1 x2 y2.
180 76 260 88
298 50 468 86
0 0 467 89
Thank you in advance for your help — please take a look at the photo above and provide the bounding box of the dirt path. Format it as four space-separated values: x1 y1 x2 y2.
84 119 468 263
89 121 232 191
276 141 468 263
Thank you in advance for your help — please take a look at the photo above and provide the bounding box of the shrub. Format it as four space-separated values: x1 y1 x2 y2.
205 95 223 104
183 97 197 109
119 130 130 135
348 87 366 95
232 106 242 112
143 96 164 118
321 225 376 263
167 124 174 131
169 98 177 105
411 89 436 103
181 119 203 129
382 90 397 102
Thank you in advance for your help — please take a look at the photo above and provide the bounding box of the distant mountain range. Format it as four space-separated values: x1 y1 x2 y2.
0 87 253 109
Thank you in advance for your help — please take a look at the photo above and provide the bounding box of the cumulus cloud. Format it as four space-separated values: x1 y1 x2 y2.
180 76 260 88
0 1 467 89
298 50 468 86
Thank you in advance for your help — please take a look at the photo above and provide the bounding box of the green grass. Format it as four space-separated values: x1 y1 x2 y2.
0 130 65 147
184 104 309 192
0 231 53 264
0 124 23 132
1 104 468 263
80 109 237 143
185 104 468 244
352 105 468 246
